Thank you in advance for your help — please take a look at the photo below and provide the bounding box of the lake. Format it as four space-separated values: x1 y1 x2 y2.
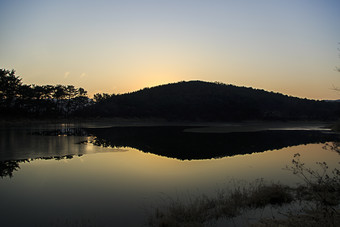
0 121 339 226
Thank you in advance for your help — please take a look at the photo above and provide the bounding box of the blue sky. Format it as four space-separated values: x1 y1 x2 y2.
1 0 340 99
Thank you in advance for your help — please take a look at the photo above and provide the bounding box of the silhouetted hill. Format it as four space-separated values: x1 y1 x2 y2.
82 81 340 121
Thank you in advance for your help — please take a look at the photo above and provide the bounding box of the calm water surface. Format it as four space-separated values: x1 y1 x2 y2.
0 122 339 226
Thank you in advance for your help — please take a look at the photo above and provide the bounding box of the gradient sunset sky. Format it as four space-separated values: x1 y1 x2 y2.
1 0 339 99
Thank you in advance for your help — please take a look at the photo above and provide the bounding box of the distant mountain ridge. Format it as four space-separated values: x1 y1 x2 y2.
82 81 340 121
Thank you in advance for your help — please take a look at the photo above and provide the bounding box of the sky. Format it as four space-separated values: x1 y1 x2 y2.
0 0 340 99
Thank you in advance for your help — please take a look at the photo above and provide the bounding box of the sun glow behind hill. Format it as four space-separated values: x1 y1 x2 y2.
0 0 339 99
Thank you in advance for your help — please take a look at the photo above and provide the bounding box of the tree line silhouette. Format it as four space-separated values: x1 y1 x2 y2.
2 69 340 121
0 69 90 118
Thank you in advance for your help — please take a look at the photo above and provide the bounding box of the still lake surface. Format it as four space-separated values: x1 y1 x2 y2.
0 121 339 226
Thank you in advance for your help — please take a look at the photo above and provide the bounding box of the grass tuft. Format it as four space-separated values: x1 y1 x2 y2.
148 180 293 226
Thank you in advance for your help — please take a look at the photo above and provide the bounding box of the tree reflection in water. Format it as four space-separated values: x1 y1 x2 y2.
0 160 22 178
2 126 339 178
0 155 81 178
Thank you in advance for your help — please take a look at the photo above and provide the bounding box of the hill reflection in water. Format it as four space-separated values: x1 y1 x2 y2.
86 126 340 160
1 126 339 178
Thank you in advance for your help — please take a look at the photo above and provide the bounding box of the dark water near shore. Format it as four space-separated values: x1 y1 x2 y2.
0 122 339 226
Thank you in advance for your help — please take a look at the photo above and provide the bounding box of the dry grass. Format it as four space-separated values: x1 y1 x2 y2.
253 209 340 227
148 180 294 227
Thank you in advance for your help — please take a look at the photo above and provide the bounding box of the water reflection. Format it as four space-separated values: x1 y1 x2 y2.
0 154 82 178
0 160 21 178
31 128 88 136
1 124 339 226
1 126 339 178
324 141 340 155
0 126 90 161
86 126 340 160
